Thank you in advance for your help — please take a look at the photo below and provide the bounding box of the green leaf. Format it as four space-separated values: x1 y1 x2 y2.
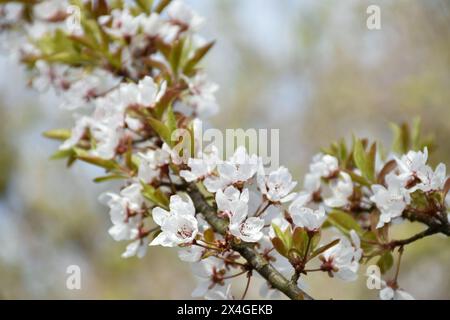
93 174 127 183
377 251 394 274
353 138 375 182
141 181 169 208
147 116 173 146
43 129 71 140
169 39 184 75
325 209 363 235
74 149 119 170
136 0 154 12
183 41 215 75
165 104 177 135
309 239 340 260
154 0 171 13
272 223 292 251
50 148 74 160
292 227 308 255
390 122 410 154
271 237 287 257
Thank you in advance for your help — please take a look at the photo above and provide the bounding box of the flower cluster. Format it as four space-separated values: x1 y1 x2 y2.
1 0 449 300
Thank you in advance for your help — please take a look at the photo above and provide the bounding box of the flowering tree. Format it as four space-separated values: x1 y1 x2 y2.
1 0 449 300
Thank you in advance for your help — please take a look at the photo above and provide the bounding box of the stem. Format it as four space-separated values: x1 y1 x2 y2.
393 246 404 283
388 227 439 248
194 242 221 252
255 202 271 217
188 183 313 300
222 270 248 280
241 272 252 300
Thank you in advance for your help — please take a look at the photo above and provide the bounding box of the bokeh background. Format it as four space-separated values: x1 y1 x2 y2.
0 0 449 299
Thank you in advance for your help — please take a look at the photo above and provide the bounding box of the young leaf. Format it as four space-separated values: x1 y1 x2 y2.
141 181 169 208
377 251 394 274
183 41 215 75
203 228 215 243
271 237 288 257
272 223 291 251
93 174 127 183
50 148 74 160
309 239 340 261
43 129 71 140
325 209 363 235
292 227 308 255
147 116 173 146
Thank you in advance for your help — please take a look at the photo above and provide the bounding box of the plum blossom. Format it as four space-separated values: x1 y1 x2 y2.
178 245 204 263
320 230 362 281
229 206 264 242
182 73 219 118
215 186 249 219
141 12 179 43
180 146 220 182
191 257 229 298
394 148 429 184
59 69 121 110
205 284 233 300
368 274 415 300
257 166 297 203
411 163 446 193
324 172 353 208
138 148 170 184
290 206 326 232
167 0 204 32
122 237 150 259
101 8 143 38
99 183 145 242
204 146 259 193
310 153 339 178
380 286 415 300
370 173 411 228
150 195 198 247
291 173 322 207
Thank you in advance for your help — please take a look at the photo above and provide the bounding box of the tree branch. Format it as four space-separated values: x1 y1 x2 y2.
187 183 313 300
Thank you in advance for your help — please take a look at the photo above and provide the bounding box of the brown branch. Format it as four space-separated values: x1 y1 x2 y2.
388 227 441 249
187 183 313 300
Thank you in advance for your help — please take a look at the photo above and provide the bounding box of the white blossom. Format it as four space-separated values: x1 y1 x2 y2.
321 231 361 281
205 284 233 300
370 173 411 228
290 206 326 232
324 172 353 208
101 8 143 38
215 186 249 219
99 183 145 242
150 195 198 247
309 153 339 178
138 148 170 184
191 257 228 298
178 245 204 262
257 166 297 203
292 173 321 207
180 146 220 182
204 146 259 193
411 163 446 193
229 205 264 242
182 73 219 118
122 237 150 259
167 0 204 32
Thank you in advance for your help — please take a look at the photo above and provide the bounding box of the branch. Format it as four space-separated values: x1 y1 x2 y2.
187 183 313 300
388 227 439 249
